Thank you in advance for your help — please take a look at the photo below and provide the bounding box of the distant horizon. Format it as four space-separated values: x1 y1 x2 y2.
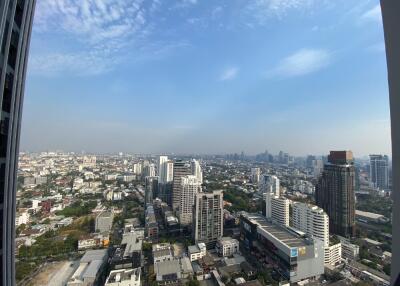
18 148 392 159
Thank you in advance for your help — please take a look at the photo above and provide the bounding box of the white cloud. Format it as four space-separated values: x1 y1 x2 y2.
219 67 239 81
361 4 382 23
31 0 185 76
267 49 332 78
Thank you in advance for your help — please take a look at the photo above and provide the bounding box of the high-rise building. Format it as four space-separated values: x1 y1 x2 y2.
250 167 260 184
369 154 389 190
316 151 355 237
143 163 156 178
193 190 223 248
172 160 191 212
158 155 169 183
191 159 203 184
259 174 280 196
270 196 289 227
292 202 340 266
0 1 36 284
178 175 201 225
145 176 158 205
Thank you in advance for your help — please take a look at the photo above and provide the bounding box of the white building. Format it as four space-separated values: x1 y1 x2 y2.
216 237 239 257
188 243 207 261
153 243 174 263
292 202 341 266
250 168 261 184
259 174 280 196
338 236 360 261
179 175 201 225
271 196 289 226
16 211 30 226
144 163 156 178
158 156 169 184
133 163 142 175
191 159 203 184
105 268 141 286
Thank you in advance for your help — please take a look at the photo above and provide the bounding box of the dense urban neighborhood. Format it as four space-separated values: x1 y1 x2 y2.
14 151 392 286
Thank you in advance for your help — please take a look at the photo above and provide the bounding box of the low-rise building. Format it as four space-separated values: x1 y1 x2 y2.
188 243 207 262
153 243 174 263
339 236 360 261
67 249 108 286
216 237 240 257
105 268 141 286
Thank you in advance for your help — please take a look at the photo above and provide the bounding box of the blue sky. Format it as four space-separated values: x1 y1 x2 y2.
21 0 390 156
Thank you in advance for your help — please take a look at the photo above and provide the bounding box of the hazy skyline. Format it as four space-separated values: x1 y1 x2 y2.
21 0 391 156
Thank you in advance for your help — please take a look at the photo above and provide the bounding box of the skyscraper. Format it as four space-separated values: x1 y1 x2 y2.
259 174 280 196
178 175 201 225
369 154 389 190
270 196 290 226
250 167 260 184
193 190 223 248
158 155 168 183
172 160 191 212
191 159 203 184
0 1 36 285
145 176 158 206
316 151 355 237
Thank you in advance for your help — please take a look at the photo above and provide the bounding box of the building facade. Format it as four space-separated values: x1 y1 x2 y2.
191 159 203 184
179 175 201 226
193 190 223 248
240 213 324 284
259 174 280 196
369 154 389 190
172 160 191 212
271 196 289 227
0 1 36 284
316 151 356 237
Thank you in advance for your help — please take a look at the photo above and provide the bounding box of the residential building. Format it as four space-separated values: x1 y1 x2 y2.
240 213 324 284
216 237 240 257
143 163 156 178
191 159 203 184
179 175 201 225
369 154 389 189
193 190 224 248
188 242 207 261
145 176 158 205
271 196 289 227
292 202 331 264
172 160 191 212
158 155 169 182
145 205 158 239
316 151 356 237
250 168 260 184
105 268 141 286
0 1 36 284
259 174 280 195
338 236 359 261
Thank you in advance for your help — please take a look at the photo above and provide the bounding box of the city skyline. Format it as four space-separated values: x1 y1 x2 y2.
21 0 390 156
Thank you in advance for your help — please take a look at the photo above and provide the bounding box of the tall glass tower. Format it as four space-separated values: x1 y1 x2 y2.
0 1 36 285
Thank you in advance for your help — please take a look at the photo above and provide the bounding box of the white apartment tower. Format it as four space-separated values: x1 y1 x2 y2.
251 168 261 184
271 196 290 226
158 156 169 183
292 202 341 266
191 159 203 184
179 175 201 225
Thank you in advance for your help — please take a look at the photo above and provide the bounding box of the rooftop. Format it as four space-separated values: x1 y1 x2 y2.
244 213 308 248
